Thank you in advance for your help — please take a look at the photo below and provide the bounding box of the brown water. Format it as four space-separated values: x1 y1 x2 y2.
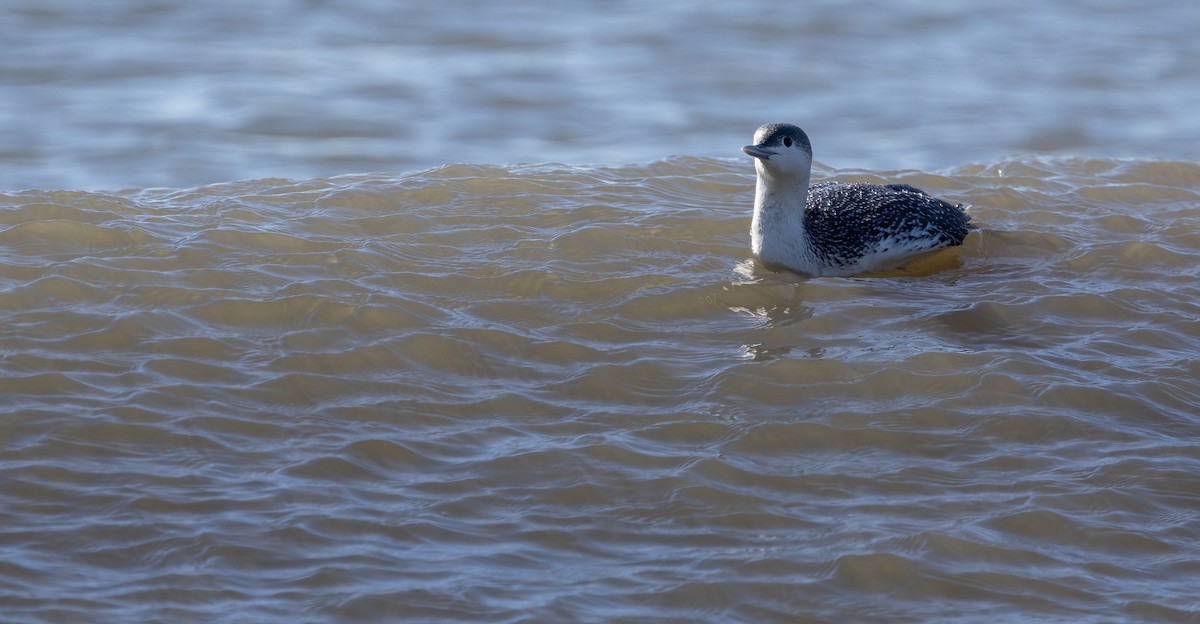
3 157 1200 622
5 1 1200 622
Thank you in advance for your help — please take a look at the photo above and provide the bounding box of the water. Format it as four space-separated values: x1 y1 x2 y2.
4 1 1200 190
2 2 1200 623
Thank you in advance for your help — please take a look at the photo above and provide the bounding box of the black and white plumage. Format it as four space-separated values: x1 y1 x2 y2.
741 123 971 277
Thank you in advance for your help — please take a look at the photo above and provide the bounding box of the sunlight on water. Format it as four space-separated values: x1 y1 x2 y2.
3 1 1200 622
3 156 1200 622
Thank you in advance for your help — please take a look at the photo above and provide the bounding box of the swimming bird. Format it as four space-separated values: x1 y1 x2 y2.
742 123 971 277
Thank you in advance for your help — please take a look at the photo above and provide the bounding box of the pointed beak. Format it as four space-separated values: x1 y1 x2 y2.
741 145 775 160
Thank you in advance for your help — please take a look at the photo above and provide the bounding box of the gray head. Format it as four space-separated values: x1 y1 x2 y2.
741 123 813 162
741 123 815 183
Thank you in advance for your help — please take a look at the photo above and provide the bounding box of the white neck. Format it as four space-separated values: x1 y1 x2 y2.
750 162 814 269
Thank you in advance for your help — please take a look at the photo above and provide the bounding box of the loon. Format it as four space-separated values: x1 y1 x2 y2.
741 123 971 277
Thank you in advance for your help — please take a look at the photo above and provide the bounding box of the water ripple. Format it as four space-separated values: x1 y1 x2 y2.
3 157 1200 622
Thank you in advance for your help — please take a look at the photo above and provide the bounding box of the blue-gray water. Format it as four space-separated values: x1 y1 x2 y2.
4 1 1200 190
2 2 1200 623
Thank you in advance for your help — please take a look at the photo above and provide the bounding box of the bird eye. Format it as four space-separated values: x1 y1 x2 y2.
783 137 793 148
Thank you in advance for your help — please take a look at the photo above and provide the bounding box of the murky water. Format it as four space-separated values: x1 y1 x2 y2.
4 157 1200 622
3 1 1200 623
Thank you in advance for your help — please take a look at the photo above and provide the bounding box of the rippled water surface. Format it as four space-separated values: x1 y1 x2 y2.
4 1 1200 623
4 157 1200 622
4 0 1200 189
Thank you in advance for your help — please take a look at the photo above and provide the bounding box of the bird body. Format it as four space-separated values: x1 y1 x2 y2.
743 123 971 277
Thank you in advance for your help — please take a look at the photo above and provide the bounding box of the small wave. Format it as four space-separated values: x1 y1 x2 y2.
2 156 1200 622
